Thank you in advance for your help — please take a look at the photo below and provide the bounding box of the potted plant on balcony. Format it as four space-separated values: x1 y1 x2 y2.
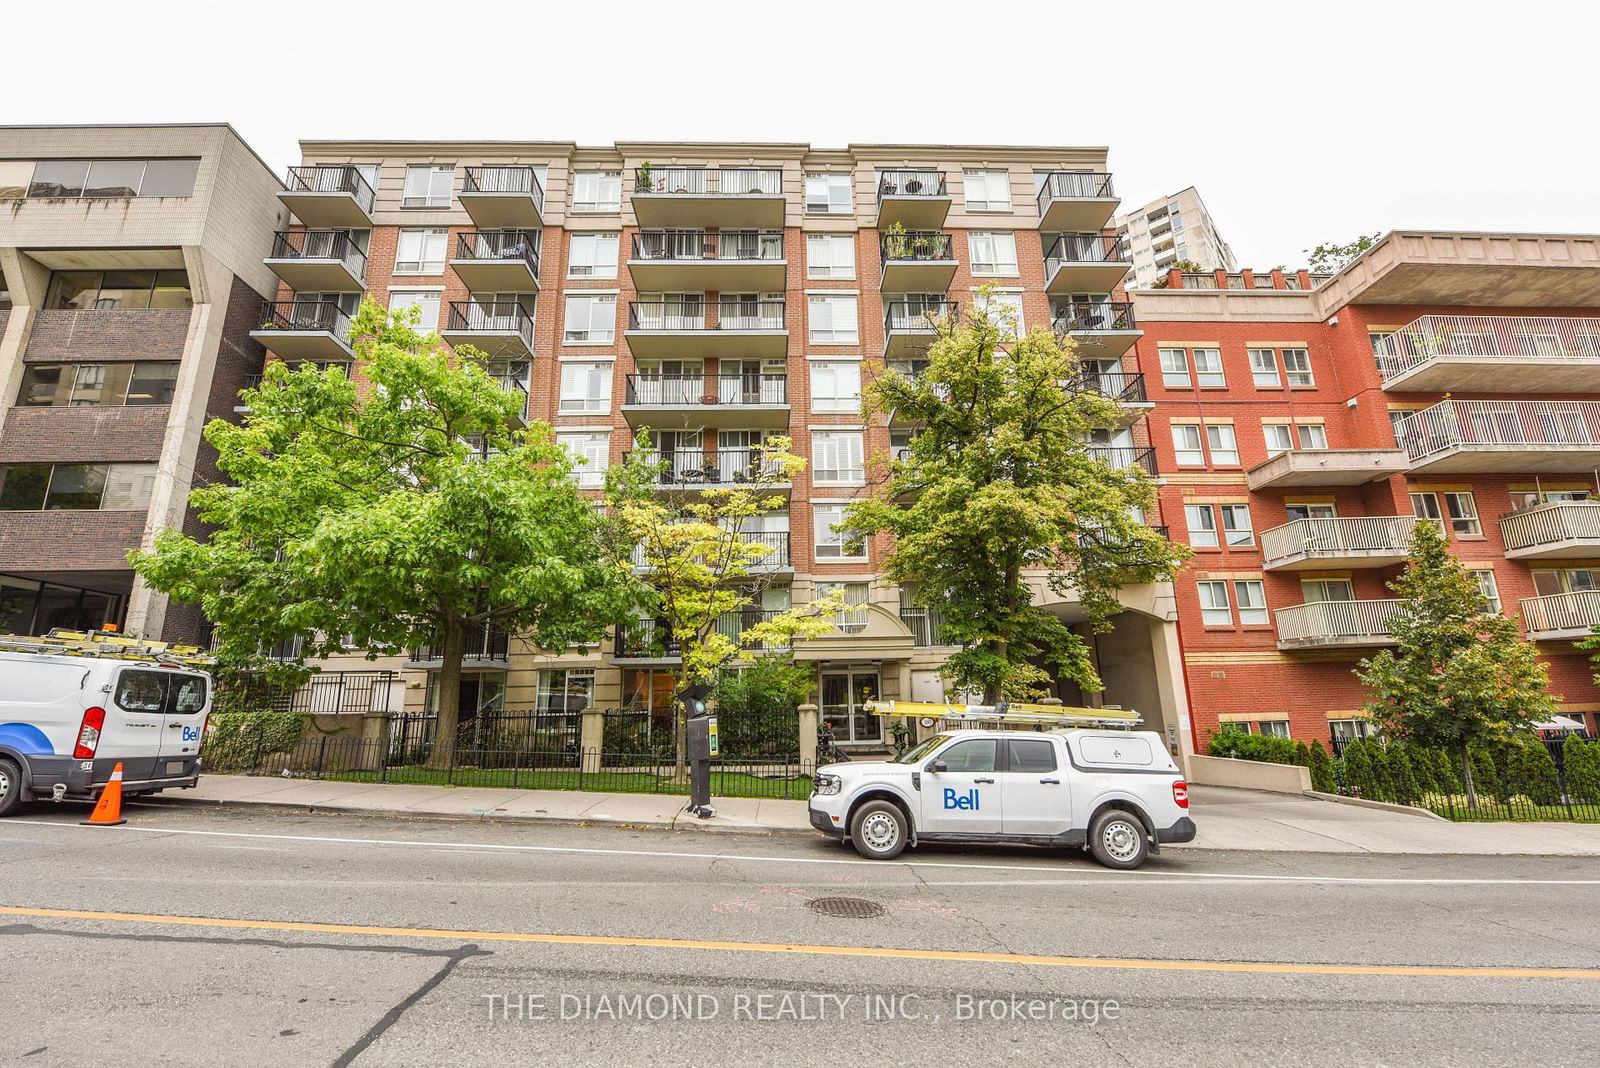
636 161 653 193
912 232 934 260
883 221 909 260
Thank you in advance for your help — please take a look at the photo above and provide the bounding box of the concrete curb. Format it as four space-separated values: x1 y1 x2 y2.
1303 790 1448 821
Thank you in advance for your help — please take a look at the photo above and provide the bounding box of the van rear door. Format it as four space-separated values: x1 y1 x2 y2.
155 671 208 772
103 668 168 778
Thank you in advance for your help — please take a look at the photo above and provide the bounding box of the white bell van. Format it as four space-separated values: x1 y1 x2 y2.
0 631 212 817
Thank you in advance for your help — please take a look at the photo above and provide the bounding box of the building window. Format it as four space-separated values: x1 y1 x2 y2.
806 234 856 279
968 232 1019 276
0 462 158 511
1473 569 1502 613
1172 424 1204 466
1387 409 1413 445
813 504 866 560
1206 424 1239 465
1302 578 1354 602
1263 423 1294 457
816 580 870 629
1282 348 1314 387
395 228 447 274
1192 347 1224 387
1220 504 1254 546
45 269 191 310
564 294 616 343
963 169 1012 211
1197 580 1232 625
975 290 1024 337
1330 718 1377 743
805 173 852 214
572 171 621 213
1441 491 1481 535
537 668 594 713
18 362 178 407
812 431 864 484
557 431 610 488
1159 348 1190 388
5 157 199 200
809 361 861 413
1258 719 1291 738
389 290 442 332
558 361 613 413
1235 580 1269 624
808 293 859 344
1184 504 1218 548
1248 348 1280 388
1296 423 1328 450
401 164 453 208
567 233 619 278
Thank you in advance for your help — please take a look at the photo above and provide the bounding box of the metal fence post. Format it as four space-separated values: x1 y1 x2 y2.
250 722 264 776
315 736 327 780
447 740 456 786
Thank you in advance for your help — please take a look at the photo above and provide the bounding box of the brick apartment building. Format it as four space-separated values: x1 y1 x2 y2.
257 140 1192 755
0 125 285 644
1131 233 1600 750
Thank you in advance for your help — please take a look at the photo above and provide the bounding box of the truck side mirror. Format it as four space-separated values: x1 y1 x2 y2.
927 760 948 773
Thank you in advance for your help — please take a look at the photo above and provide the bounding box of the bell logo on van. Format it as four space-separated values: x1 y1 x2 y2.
942 787 980 811
181 726 201 742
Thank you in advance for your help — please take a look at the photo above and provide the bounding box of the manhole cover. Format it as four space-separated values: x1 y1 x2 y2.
806 896 885 919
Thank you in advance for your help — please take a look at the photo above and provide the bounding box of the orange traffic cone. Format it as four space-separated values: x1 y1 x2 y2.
81 763 127 827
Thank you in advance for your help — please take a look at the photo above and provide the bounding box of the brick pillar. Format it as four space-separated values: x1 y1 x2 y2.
580 708 606 774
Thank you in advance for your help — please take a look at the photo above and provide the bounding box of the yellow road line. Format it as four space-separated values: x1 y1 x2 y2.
3 904 1597 980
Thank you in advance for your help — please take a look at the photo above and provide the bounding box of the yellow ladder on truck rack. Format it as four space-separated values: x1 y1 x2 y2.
0 629 214 668
862 700 1140 729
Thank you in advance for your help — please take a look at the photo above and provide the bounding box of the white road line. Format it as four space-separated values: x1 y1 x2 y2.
4 819 1598 886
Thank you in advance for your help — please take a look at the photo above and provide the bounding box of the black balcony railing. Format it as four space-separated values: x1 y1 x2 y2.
241 373 264 391
453 230 541 277
630 531 791 572
622 448 789 486
884 300 959 333
1044 233 1127 269
632 166 782 195
1088 445 1158 476
631 230 784 262
879 231 955 265
1072 371 1148 405
410 624 510 663
285 165 376 215
446 302 535 347
623 373 788 406
876 170 946 200
1052 301 1135 334
899 605 950 647
627 298 786 332
257 299 352 338
615 618 681 659
269 230 368 275
1036 171 1116 212
463 165 546 213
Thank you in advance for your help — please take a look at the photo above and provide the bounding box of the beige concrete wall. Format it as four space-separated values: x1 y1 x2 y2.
1187 753 1311 793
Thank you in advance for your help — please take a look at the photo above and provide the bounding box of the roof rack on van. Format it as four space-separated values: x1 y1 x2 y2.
0 628 214 668
863 700 1141 730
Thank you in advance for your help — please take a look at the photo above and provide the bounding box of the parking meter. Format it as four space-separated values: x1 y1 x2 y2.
682 684 716 819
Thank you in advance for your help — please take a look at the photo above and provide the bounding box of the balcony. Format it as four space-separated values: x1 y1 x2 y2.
1246 448 1411 490
1088 445 1158 477
1261 516 1419 571
625 298 787 358
899 604 951 647
1500 502 1600 559
1276 600 1400 650
459 166 545 227
622 372 789 429
1072 371 1151 425
883 300 957 358
614 607 790 661
878 231 957 291
249 300 354 360
1520 591 1600 641
631 166 784 228
407 623 511 666
440 301 535 358
448 230 541 291
1395 399 1600 474
1052 301 1140 358
1374 315 1600 392
621 447 791 491
279 166 375 227
1036 172 1118 232
875 170 950 228
627 230 786 290
630 531 791 573
264 230 367 291
1043 233 1131 293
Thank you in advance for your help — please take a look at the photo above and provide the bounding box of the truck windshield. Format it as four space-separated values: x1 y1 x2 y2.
893 733 950 764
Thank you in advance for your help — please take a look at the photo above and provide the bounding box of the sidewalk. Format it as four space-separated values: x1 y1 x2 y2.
153 776 1600 855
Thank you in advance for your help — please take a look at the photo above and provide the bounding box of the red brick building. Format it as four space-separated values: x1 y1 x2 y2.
1131 233 1600 751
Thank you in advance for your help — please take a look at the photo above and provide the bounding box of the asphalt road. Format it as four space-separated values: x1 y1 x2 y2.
2 801 1599 1066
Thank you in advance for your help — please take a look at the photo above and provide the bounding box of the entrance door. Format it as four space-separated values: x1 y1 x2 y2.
820 666 882 744
918 737 1002 833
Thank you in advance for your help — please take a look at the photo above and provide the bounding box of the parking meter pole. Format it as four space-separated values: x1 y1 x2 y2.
680 684 717 819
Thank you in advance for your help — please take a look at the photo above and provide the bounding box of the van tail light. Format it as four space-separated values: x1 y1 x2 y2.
74 706 107 759
198 713 211 750
1172 780 1189 809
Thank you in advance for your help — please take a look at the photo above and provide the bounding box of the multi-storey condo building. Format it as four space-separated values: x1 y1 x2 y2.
1116 186 1237 289
0 125 285 644
1131 235 1600 750
259 140 1195 758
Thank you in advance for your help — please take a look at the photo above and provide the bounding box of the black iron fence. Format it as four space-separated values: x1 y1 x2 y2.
621 447 788 486
879 231 955 264
632 230 784 262
1036 171 1116 210
463 165 546 210
1073 370 1148 405
269 230 368 275
257 299 352 338
884 300 959 333
454 230 541 276
876 170 946 199
446 301 535 348
1087 445 1159 476
1044 233 1127 267
1053 301 1136 334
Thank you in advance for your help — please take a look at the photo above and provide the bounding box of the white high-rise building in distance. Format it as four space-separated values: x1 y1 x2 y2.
1115 186 1236 288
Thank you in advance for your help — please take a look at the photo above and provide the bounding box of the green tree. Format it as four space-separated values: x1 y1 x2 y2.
1358 521 1556 808
1563 734 1600 803
1368 742 1395 802
1507 736 1561 805
1388 747 1420 805
1147 260 1205 289
1308 740 1335 793
1406 746 1437 797
712 654 817 757
1305 232 1380 274
132 299 646 766
1341 738 1377 798
846 296 1187 702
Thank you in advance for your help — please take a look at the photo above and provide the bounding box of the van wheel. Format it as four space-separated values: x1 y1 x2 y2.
849 800 908 860
1089 809 1148 870
0 757 23 817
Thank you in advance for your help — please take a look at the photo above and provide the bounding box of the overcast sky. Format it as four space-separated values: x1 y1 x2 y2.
8 0 1591 268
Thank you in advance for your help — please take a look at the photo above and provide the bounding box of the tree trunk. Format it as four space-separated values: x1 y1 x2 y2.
1460 746 1478 810
673 669 687 779
428 617 466 770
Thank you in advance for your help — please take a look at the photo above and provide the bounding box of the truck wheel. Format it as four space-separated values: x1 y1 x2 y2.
1088 809 1148 870
849 800 908 860
0 757 23 817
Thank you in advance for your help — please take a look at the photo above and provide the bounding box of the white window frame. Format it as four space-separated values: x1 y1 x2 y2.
1192 347 1225 388
805 233 856 280
1472 568 1502 613
1172 423 1204 466
1197 579 1232 625
974 289 1024 337
809 360 862 413
1296 423 1328 450
812 431 865 485
1443 491 1482 536
1282 347 1314 387
1206 423 1239 465
1185 504 1218 547
402 164 453 208
557 430 610 489
963 169 1012 211
1159 348 1190 388
1263 423 1294 457
558 360 614 414
813 504 867 560
805 173 852 214
572 171 621 213
388 288 442 332
567 232 619 279
1257 719 1291 738
967 231 1019 276
1248 347 1280 388
808 293 859 344
816 580 870 629
394 227 448 275
563 293 616 344
1220 504 1254 546
1234 580 1269 625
